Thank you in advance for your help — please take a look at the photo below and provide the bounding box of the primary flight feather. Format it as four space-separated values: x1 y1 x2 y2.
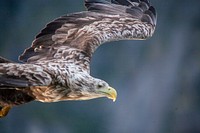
0 0 156 118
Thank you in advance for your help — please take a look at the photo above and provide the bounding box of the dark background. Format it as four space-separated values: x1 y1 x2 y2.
0 0 200 133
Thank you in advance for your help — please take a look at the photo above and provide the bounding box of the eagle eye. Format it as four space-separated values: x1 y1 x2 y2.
98 84 103 88
97 81 107 89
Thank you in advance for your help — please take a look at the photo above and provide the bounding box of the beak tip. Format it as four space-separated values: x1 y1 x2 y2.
113 98 116 102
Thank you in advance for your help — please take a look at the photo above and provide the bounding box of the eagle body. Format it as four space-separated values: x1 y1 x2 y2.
0 0 157 118
0 58 97 103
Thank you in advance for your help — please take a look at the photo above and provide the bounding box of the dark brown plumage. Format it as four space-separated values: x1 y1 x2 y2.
0 0 156 118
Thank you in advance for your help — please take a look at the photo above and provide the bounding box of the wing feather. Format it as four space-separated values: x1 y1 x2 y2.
0 64 52 88
0 76 32 88
0 56 13 63
19 0 157 64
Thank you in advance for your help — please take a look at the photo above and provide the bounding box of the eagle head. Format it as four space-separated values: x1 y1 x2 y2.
94 79 117 102
72 76 117 102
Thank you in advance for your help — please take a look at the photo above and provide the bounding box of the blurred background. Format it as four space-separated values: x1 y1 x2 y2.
0 0 200 133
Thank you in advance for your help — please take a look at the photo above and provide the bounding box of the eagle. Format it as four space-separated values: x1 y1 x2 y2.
0 0 156 118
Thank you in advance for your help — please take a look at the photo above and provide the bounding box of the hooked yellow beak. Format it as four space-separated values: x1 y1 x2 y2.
98 87 117 102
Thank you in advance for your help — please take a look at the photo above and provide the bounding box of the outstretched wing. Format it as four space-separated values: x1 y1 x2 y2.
19 0 156 66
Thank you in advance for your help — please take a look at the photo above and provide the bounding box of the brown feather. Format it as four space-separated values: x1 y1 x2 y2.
19 0 156 67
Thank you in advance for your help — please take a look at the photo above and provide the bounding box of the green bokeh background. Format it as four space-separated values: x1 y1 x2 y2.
0 0 200 133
